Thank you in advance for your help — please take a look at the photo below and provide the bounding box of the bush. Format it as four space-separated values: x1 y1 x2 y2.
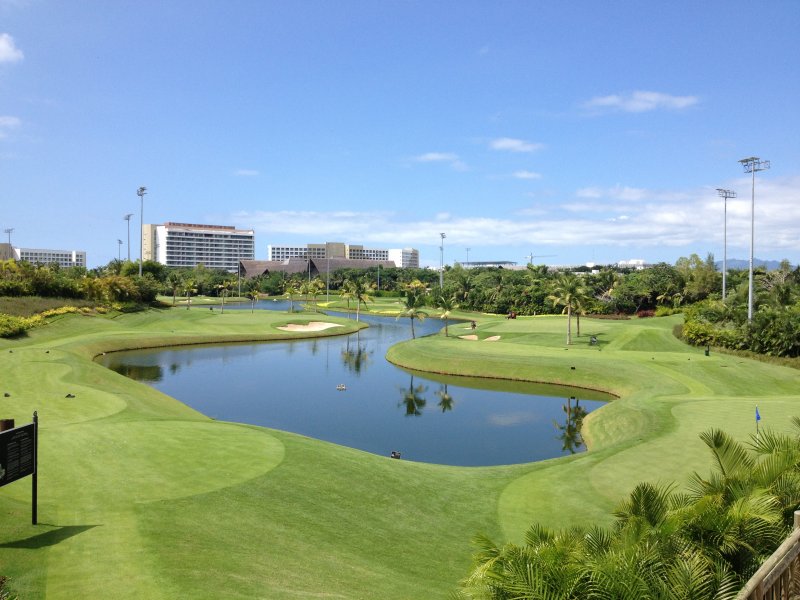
635 309 655 318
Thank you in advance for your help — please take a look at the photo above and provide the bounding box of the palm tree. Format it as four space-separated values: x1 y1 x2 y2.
166 271 183 306
398 280 428 339
340 279 355 318
284 280 300 313
435 292 458 337
352 277 374 322
547 272 586 345
182 279 197 309
216 279 232 313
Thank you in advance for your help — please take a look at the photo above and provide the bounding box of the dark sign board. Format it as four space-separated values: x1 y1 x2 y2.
0 423 36 488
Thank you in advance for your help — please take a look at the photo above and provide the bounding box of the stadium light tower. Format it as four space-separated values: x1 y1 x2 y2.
3 228 13 246
137 187 147 276
439 232 446 288
716 188 737 301
124 213 134 261
465 247 471 268
738 157 770 322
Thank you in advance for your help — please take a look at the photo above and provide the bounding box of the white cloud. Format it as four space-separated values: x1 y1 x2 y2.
0 115 20 139
412 152 467 171
512 170 542 180
230 176 800 258
490 137 544 152
234 169 259 177
0 33 23 63
583 90 699 113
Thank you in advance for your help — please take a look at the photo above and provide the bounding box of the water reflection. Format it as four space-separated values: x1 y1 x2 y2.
399 374 428 417
99 310 612 466
112 363 164 382
435 384 454 413
341 331 371 374
554 396 589 454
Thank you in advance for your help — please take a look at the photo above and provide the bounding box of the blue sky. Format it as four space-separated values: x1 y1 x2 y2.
1 0 798 269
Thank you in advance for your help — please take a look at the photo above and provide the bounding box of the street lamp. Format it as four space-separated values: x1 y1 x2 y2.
124 213 133 261
465 247 471 268
439 232 446 288
716 188 736 301
738 157 770 322
117 239 123 261
137 187 147 276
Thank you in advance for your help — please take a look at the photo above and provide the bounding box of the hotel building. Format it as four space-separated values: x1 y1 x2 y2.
13 247 87 268
144 222 255 271
268 242 419 268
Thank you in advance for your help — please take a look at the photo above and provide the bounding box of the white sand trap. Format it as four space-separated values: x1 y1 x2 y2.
459 334 479 340
484 335 501 341
278 321 343 332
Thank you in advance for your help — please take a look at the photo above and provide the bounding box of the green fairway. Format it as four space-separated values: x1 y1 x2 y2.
1 309 799 598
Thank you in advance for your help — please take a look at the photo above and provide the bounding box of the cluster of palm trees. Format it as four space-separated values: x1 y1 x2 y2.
457 421 800 599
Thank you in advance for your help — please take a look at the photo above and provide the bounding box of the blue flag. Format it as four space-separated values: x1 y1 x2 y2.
756 406 761 422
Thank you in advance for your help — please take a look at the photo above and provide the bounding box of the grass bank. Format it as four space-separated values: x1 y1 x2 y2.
0 309 799 598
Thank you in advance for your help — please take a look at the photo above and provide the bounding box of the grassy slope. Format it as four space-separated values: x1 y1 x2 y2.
0 310 799 598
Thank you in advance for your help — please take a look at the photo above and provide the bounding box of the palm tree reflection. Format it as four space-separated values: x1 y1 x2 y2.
435 383 454 413
399 375 427 417
554 396 588 454
341 331 371 374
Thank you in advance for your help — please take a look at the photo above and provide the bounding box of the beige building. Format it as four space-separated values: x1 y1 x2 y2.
268 242 418 267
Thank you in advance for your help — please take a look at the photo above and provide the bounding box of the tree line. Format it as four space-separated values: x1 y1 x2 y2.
1 253 798 356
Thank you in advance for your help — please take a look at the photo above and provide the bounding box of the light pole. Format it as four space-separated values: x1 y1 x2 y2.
738 157 770 322
124 213 133 261
716 188 736 301
137 187 147 276
439 232 446 288
3 228 13 246
465 247 470 268
326 254 330 302
117 239 123 261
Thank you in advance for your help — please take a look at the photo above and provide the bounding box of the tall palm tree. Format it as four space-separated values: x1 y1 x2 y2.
216 279 232 313
548 272 586 345
284 280 300 313
340 279 355 318
166 271 183 306
398 280 428 339
352 277 374 322
435 292 458 337
182 279 197 310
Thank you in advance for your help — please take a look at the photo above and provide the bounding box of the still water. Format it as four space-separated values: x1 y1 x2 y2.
99 304 610 466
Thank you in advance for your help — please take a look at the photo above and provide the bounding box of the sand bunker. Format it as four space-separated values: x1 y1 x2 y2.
458 334 502 341
278 322 343 332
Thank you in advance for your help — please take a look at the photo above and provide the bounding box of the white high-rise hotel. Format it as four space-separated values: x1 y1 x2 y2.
143 222 255 271
268 242 419 268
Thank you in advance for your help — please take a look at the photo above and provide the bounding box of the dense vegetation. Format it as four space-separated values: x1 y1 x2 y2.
2 254 799 357
457 422 800 599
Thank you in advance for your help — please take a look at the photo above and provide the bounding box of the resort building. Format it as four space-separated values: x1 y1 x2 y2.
268 242 419 268
388 248 420 269
12 247 87 268
144 222 255 272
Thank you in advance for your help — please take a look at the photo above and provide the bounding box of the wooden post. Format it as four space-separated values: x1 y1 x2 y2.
32 411 37 525
0 419 14 432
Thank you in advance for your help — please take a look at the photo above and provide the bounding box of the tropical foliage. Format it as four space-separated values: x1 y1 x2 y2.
457 421 800 599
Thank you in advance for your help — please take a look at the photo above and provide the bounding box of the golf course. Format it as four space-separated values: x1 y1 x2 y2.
1 306 799 598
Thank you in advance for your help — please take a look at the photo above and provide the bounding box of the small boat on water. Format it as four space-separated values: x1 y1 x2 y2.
336 384 347 391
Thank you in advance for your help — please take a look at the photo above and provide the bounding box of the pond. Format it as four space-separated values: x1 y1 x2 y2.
98 303 611 466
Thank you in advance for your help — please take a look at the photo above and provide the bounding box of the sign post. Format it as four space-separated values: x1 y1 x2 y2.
0 412 38 524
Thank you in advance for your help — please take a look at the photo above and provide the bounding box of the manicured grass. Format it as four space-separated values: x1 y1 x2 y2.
1 309 799 598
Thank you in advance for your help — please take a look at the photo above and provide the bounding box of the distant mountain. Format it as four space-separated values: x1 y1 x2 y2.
715 258 792 271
